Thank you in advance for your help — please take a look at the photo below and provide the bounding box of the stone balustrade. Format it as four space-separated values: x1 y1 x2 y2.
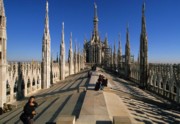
107 63 180 103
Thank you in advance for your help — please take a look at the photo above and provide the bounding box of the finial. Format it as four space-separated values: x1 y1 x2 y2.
94 2 98 18
118 33 121 46
105 33 108 38
62 22 64 31
127 23 129 31
94 2 97 9
61 22 64 43
70 32 72 40
70 32 72 48
142 2 145 15
46 0 48 12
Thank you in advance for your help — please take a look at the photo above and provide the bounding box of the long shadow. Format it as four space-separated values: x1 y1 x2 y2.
121 92 180 123
34 72 90 99
72 92 86 119
34 97 59 121
47 95 72 122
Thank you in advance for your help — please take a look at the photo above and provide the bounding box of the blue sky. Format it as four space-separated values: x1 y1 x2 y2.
4 0 180 63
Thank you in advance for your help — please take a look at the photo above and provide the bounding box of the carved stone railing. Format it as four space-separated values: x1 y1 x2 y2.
148 64 179 103
106 62 180 103
128 63 179 103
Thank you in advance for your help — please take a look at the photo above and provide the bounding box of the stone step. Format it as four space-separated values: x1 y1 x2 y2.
103 92 135 123
77 91 111 124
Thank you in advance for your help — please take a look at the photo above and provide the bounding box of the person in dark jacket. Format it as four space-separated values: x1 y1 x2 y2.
22 96 38 124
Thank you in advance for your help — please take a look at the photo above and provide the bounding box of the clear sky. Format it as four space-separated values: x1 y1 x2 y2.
4 0 180 63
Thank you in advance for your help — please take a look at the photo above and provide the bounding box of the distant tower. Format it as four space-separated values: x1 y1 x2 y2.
117 34 122 70
104 34 109 66
113 41 117 70
69 32 73 75
42 0 51 89
93 2 99 40
111 46 113 67
59 22 65 80
125 25 131 79
0 0 7 107
83 38 87 63
104 33 108 48
140 3 148 89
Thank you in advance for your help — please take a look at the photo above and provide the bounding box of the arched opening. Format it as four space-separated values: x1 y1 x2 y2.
14 81 18 93
37 77 39 84
173 86 177 93
166 82 169 91
32 78 35 86
27 79 30 88
6 80 10 95
21 79 25 90
161 82 163 88
156 81 158 86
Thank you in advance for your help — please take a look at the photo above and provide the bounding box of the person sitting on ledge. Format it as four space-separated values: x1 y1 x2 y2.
3 103 9 113
95 81 101 91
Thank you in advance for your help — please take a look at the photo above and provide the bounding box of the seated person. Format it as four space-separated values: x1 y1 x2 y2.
95 81 101 91
102 78 108 87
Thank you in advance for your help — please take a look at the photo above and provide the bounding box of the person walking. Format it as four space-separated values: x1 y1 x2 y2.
20 96 38 124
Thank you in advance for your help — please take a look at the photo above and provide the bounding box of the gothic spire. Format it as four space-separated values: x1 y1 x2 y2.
70 32 72 50
93 2 99 37
104 33 108 47
61 22 64 44
42 0 51 89
0 0 5 16
44 0 49 36
139 2 148 88
94 3 98 19
114 40 116 54
125 25 131 64
118 33 122 57
126 25 130 50
141 2 146 35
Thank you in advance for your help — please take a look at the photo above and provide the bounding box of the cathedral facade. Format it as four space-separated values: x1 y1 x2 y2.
84 3 109 65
